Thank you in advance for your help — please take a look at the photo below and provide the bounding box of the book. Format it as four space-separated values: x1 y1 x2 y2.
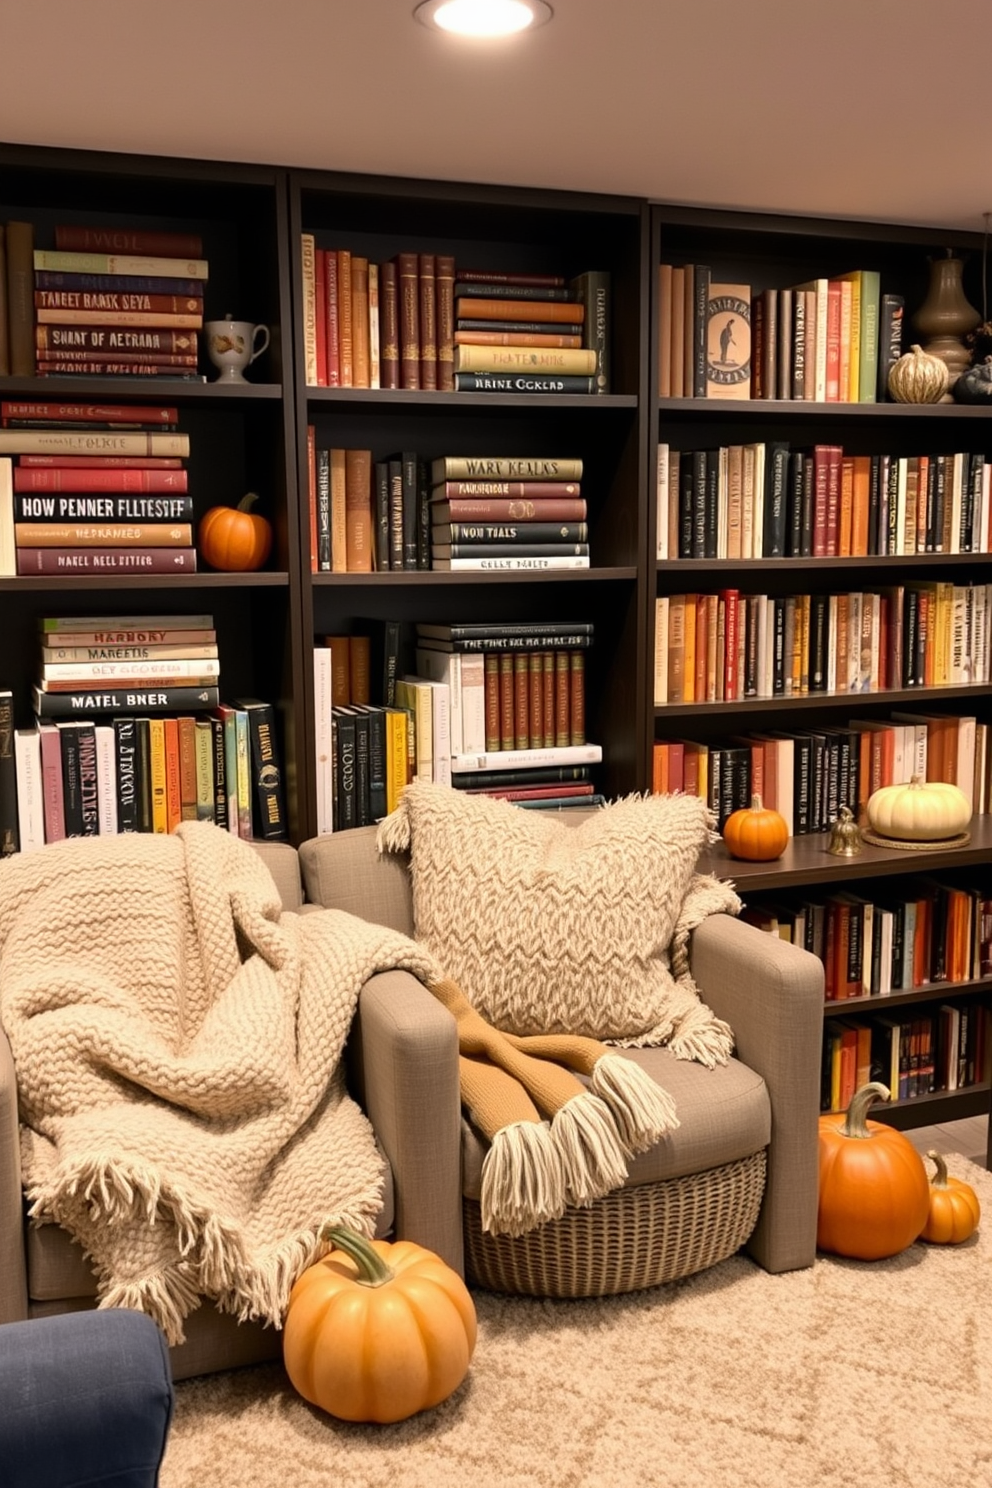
3 400 179 425
233 697 288 840
32 683 220 717
431 457 583 482
569 270 611 392
454 297 584 325
17 548 197 574
14 467 187 492
36 326 197 355
6 222 35 377
18 523 193 548
14 728 45 851
430 496 586 522
35 271 205 297
39 613 215 633
454 372 596 394
450 743 603 773
705 283 751 398
54 225 204 258
878 294 905 401
431 553 590 571
34 249 209 280
432 522 588 545
0 690 18 854
453 345 597 376
0 429 188 457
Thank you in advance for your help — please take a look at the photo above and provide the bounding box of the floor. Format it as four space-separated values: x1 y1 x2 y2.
902 1113 988 1167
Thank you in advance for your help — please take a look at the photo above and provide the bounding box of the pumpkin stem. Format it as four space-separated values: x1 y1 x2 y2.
749 793 764 811
237 491 261 513
926 1150 950 1190
841 1081 891 1139
321 1225 394 1287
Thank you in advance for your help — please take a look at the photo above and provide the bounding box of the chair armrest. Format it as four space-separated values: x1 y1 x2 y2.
689 914 824 1274
0 1023 28 1322
349 969 464 1278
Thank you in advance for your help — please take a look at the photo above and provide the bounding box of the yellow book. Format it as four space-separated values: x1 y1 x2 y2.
682 594 697 704
453 344 597 376
667 595 686 704
194 718 215 821
383 707 409 814
148 717 168 834
330 448 347 575
235 706 251 839
836 271 862 401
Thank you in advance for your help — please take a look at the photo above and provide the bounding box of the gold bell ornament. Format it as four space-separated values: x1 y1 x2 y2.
826 805 863 857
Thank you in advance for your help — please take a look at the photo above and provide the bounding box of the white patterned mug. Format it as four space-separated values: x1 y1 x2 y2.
204 318 270 382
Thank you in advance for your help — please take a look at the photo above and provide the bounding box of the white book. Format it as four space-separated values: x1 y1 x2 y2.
861 900 874 998
0 458 14 577
876 909 894 996
416 646 463 756
656 442 669 560
450 743 603 775
94 724 118 835
750 443 765 558
827 595 839 693
950 451 965 554
894 457 908 556
846 591 862 692
396 677 434 784
416 677 451 788
981 462 991 552
431 555 590 572
415 648 486 757
716 446 729 559
654 597 669 705
14 728 45 852
955 715 977 809
754 593 770 696
741 445 755 559
40 657 221 684
312 646 334 835
300 232 318 386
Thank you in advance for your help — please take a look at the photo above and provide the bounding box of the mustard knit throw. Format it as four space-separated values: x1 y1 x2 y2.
0 822 444 1346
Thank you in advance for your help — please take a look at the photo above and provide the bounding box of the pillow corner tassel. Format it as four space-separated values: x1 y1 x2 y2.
375 794 411 854
590 1052 680 1154
479 1120 566 1237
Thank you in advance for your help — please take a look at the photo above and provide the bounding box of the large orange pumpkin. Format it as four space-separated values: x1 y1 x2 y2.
283 1226 477 1423
722 793 789 861
817 1081 930 1260
198 491 273 571
919 1150 981 1244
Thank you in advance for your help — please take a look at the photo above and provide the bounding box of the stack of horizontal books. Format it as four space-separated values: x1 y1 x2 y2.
0 401 195 576
453 267 609 395
429 456 589 571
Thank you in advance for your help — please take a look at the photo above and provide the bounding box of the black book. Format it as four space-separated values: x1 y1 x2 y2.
456 318 580 335
692 264 710 398
786 449 805 557
450 764 591 791
770 596 787 695
114 716 139 833
0 690 18 856
678 454 694 557
57 720 84 837
387 457 404 571
315 446 331 571
416 458 431 571
373 460 390 573
800 453 815 558
400 451 418 570
76 721 99 836
792 732 813 835
209 715 228 832
415 621 593 651
886 456 900 557
691 449 707 557
707 746 723 823
233 697 288 841
33 684 220 718
762 441 790 557
14 494 195 523
453 372 595 394
333 706 358 831
807 595 830 692
878 294 905 401
354 617 403 707
743 593 760 697
355 704 388 822
704 448 719 557
867 454 882 556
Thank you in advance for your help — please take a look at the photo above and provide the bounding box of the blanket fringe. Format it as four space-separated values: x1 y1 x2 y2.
590 1053 679 1154
99 1266 202 1348
376 800 411 853
480 1120 566 1237
668 1004 735 1069
550 1092 629 1208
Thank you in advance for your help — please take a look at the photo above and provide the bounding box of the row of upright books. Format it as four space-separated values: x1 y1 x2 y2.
1 220 207 378
656 443 991 561
654 583 992 706
818 1004 988 1113
0 613 287 854
0 400 195 576
299 243 610 394
308 449 590 573
653 708 989 835
745 879 992 999
657 262 899 403
313 618 602 833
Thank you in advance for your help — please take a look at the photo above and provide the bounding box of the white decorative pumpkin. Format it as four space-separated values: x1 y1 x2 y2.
866 775 971 841
887 344 949 404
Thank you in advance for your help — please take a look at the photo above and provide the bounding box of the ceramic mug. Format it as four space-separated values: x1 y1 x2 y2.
204 318 271 382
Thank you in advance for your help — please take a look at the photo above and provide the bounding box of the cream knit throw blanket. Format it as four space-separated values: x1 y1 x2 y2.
0 822 442 1347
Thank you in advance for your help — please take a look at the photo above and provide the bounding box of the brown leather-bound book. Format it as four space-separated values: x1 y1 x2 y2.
337 251 353 388
178 716 198 822
484 654 500 751
569 651 585 745
435 254 455 391
344 447 373 573
542 652 555 748
330 447 347 573
418 253 437 391
351 256 370 389
6 222 35 376
379 260 399 390
36 325 196 355
455 296 583 326
513 652 530 749
0 226 9 377
349 634 371 705
17 547 197 574
325 250 340 387
555 651 570 747
395 252 420 390
55 225 203 258
322 635 352 706
528 652 543 748
498 653 515 749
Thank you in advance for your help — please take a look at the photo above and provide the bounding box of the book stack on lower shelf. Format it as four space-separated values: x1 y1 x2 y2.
430 456 589 571
0 401 196 576
5 612 287 852
28 222 206 378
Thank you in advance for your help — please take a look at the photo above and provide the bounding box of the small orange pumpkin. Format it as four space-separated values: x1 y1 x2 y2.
282 1226 477 1423
198 491 273 571
919 1149 981 1244
722 793 789 861
817 1081 930 1260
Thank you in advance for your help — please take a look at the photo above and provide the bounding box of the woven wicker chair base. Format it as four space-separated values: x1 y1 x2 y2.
463 1149 767 1298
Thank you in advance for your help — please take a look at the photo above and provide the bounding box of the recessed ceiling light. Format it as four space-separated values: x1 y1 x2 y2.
414 0 553 38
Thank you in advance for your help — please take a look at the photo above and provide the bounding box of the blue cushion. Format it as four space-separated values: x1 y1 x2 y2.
0 1309 174 1488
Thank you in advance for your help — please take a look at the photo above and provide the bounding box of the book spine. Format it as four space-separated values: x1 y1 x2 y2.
878 295 905 401
14 467 187 493
454 344 596 375
7 222 35 376
0 693 18 854
17 523 192 548
378 260 399 391
435 254 456 392
324 249 340 388
0 429 188 456
35 270 205 296
17 547 197 574
433 457 583 481
351 255 370 388
3 399 178 425
455 297 585 325
177 715 197 822
453 373 595 394
367 261 380 390
433 497 586 521
34 249 209 280
451 742 602 773
433 542 589 559
432 554 589 571
396 253 421 391
418 253 437 391
54 225 203 258
456 270 566 288
433 522 588 544
39 613 215 632
113 717 139 832
570 269 610 393
40 656 218 684
18 493 193 522
33 684 220 717
36 326 197 355
239 699 287 840
35 303 203 328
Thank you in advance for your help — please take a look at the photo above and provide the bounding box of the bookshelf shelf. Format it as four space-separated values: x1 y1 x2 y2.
659 396 992 422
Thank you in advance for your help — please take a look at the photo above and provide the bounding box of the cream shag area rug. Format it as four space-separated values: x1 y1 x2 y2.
161 1155 992 1488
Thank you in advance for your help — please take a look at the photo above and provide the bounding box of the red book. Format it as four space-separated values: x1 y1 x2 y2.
337 250 353 388
3 401 178 425
34 291 201 317
430 497 587 522
324 250 340 388
455 271 566 288
720 588 739 700
436 254 455 392
313 247 327 387
395 252 421 390
418 253 437 391
824 444 842 556
14 468 187 493
378 260 399 390
17 547 197 574
307 423 317 575
33 349 196 369
36 326 197 354
54 225 204 258
825 282 843 401
35 362 195 378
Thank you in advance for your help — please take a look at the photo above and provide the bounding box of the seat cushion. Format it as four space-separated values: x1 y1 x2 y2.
460 1048 770 1200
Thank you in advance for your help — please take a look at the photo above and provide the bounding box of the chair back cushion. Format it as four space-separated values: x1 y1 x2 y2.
298 826 414 935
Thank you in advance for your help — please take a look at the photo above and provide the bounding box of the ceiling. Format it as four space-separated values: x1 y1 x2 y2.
2 0 991 237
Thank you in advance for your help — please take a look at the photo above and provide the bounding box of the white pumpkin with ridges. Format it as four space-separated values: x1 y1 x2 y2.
866 775 971 841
